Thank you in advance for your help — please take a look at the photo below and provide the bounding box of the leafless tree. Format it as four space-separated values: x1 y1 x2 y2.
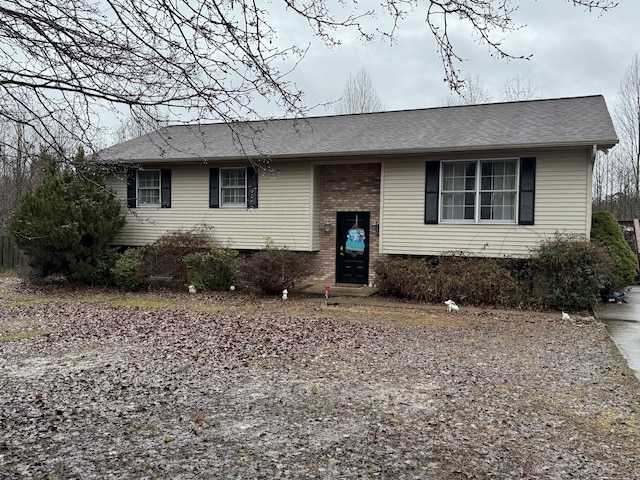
0 0 619 153
444 74 492 105
335 69 386 114
502 74 541 102
614 54 640 196
593 54 640 219
593 150 611 210
113 108 169 144
0 109 85 229
593 149 629 217
0 123 37 231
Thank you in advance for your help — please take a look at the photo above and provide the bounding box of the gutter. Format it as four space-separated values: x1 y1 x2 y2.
101 140 620 165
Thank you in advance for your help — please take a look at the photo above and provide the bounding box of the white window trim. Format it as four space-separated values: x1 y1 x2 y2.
439 158 519 224
137 169 161 207
219 167 247 208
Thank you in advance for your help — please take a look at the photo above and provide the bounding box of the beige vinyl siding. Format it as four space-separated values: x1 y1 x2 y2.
108 161 315 250
381 150 593 258
378 161 386 255
311 164 321 251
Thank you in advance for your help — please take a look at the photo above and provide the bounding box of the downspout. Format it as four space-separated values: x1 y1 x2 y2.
587 145 598 240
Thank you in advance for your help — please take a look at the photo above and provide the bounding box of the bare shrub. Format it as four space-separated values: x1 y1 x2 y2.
375 254 529 308
238 240 313 295
138 229 212 289
374 256 433 301
531 234 614 310
431 254 529 308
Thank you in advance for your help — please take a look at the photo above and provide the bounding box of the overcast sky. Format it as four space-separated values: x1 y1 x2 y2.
254 0 639 118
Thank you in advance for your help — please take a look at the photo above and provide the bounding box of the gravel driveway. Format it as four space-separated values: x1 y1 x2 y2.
1 278 639 479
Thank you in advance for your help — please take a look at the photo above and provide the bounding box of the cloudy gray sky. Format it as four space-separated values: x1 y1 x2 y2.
257 0 639 117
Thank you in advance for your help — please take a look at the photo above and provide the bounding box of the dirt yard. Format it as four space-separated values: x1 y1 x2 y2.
1 277 639 479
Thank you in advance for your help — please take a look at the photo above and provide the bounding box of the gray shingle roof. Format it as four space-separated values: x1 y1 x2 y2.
99 95 618 163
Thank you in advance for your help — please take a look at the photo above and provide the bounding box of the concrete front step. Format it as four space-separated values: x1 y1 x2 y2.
301 282 379 298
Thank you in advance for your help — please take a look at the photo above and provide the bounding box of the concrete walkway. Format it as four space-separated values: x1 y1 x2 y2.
593 286 640 380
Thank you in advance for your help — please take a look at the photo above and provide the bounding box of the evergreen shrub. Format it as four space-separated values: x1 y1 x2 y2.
590 210 637 291
184 246 239 291
111 248 144 291
10 151 125 284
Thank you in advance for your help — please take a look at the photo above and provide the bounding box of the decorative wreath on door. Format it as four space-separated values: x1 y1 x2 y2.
345 214 366 256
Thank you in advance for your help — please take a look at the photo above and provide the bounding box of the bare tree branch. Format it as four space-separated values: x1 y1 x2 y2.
444 73 491 105
0 0 619 154
424 0 616 92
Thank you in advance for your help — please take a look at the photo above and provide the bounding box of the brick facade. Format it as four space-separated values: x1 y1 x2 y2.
311 163 381 284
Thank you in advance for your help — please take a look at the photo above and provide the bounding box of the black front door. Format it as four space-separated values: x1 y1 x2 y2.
336 212 370 284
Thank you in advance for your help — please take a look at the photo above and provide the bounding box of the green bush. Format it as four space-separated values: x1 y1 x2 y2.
184 246 239 291
591 210 637 290
138 229 212 289
111 248 144 291
374 254 528 308
239 240 312 295
531 234 613 309
10 150 125 284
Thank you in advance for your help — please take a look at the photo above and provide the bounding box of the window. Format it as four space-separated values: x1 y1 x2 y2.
209 166 259 209
137 170 160 206
126 168 171 208
426 157 533 225
425 158 535 225
479 160 517 221
441 162 477 221
441 159 517 223
220 168 246 207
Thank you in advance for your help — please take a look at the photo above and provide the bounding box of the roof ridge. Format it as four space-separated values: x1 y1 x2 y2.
161 95 607 129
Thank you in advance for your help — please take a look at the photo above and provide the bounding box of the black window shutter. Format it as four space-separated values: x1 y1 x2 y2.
247 166 259 209
518 157 536 225
209 168 219 208
161 169 171 208
126 169 137 208
424 161 440 224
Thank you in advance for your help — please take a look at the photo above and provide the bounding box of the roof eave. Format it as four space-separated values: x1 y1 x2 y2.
308 140 620 158
100 139 620 164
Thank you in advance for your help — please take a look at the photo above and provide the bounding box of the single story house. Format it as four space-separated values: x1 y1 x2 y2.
100 95 618 285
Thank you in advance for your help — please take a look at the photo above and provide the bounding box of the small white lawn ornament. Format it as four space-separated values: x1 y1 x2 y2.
444 299 459 313
562 311 571 321
230 285 236 291
188 285 197 294
282 289 288 300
